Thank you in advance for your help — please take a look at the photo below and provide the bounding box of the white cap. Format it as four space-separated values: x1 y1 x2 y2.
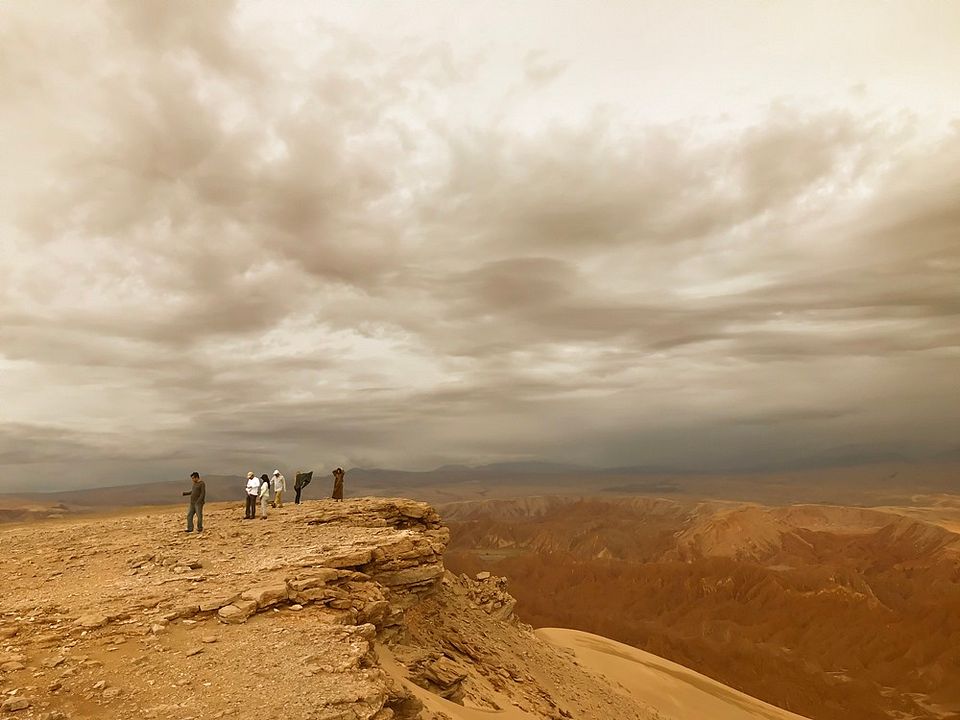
273 469 280 476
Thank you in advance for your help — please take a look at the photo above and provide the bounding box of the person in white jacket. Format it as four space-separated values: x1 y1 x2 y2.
244 472 259 520
257 474 270 519
271 469 286 508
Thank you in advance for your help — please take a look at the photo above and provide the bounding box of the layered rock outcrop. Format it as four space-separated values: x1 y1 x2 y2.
0 497 661 720
143 499 452 638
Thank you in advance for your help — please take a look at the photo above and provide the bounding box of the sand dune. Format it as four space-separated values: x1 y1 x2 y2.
537 628 810 720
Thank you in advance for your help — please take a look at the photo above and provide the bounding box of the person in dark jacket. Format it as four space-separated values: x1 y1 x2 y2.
294 470 312 504
331 467 345 501
182 471 205 533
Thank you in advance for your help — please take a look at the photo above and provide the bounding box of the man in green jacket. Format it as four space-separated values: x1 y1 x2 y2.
183 471 206 533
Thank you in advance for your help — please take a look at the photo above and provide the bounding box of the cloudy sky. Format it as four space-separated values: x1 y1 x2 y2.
2 1 959 491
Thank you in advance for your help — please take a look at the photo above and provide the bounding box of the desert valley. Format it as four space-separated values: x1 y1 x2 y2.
2 463 959 720
443 494 960 720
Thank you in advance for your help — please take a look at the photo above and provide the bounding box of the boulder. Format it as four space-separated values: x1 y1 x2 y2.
74 613 109 630
240 584 290 609
217 599 258 624
288 568 341 591
1 697 31 712
198 593 241 613
424 656 468 689
397 502 427 519
172 602 200 619
407 655 468 703
358 600 391 626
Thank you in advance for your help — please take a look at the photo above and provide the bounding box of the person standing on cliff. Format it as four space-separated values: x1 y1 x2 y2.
182 471 205 533
258 474 271 519
244 471 259 519
271 469 286 508
294 470 312 504
331 467 345 501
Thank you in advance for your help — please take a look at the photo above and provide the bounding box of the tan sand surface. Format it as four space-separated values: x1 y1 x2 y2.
537 628 811 720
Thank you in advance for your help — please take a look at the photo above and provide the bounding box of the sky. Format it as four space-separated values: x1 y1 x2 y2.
1 1 959 491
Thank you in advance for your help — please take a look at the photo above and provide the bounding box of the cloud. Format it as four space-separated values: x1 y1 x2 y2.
523 51 568 86
0 1 958 490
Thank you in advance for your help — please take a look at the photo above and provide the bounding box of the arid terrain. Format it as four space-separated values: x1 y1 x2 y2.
5 466 959 719
0 497 808 720
443 495 960 720
9 460 960 515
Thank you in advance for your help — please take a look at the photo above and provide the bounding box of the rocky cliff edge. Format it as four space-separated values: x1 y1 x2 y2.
0 498 663 720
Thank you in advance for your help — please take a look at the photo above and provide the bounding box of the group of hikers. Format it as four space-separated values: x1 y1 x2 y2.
182 467 346 533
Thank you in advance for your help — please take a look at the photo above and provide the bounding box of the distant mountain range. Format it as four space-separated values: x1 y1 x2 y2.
4 459 958 512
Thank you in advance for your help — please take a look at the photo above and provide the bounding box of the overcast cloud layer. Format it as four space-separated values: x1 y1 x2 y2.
2 1 959 491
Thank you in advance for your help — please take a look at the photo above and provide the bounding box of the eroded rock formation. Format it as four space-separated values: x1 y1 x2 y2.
0 498 662 720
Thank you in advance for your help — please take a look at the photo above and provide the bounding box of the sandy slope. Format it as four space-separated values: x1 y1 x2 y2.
379 620 814 720
537 628 810 720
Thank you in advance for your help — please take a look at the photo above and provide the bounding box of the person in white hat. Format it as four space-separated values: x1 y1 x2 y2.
244 471 259 520
271 469 286 508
